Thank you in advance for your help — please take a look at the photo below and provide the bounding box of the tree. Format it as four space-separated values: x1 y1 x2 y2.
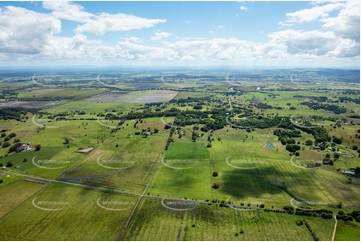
6 161 13 167
305 140 313 146
8 133 16 138
35 144 41 151
2 141 11 148
23 158 27 163
154 128 159 134
212 183 220 189
295 151 300 156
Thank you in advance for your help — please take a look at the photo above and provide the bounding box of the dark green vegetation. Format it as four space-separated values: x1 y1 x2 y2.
0 68 359 240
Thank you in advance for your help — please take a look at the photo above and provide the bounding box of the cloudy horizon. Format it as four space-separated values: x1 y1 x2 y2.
0 1 359 68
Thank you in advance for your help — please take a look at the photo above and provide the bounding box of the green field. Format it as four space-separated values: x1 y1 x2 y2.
165 143 210 160
0 183 137 240
125 197 335 241
0 69 359 240
335 220 360 241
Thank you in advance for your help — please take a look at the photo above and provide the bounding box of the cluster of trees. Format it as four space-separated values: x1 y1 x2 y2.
274 129 302 145
301 102 347 114
233 116 282 129
286 144 301 153
169 96 211 104
200 114 226 132
294 125 330 144
119 107 227 122
294 208 333 219
294 95 329 102
336 210 360 222
339 96 360 104
0 107 37 121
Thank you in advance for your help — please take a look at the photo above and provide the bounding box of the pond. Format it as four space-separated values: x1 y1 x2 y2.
265 143 274 148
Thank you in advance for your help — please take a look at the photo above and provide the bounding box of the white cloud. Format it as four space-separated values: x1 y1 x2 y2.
183 20 191 24
218 25 223 28
75 13 166 35
321 0 360 42
208 30 215 34
279 2 344 26
0 6 61 54
43 1 167 36
240 6 248 11
42 1 93 23
151 31 172 41
0 2 358 67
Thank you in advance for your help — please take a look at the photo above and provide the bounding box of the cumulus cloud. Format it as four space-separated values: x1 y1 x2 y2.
151 31 172 41
43 1 166 35
240 6 248 11
321 0 360 42
274 0 359 59
279 2 344 26
0 6 61 54
75 13 166 35
0 2 358 66
42 1 93 23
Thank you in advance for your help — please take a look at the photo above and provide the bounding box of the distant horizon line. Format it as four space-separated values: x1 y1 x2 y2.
0 65 359 70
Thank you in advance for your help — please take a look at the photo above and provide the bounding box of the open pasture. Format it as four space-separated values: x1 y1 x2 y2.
125 197 335 241
0 182 137 240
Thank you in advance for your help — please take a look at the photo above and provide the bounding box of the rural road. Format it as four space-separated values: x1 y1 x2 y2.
332 215 337 241
228 97 233 111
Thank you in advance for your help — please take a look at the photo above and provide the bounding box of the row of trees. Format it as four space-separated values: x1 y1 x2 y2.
301 101 347 114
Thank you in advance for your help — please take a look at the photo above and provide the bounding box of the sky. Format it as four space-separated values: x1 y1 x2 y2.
0 0 359 68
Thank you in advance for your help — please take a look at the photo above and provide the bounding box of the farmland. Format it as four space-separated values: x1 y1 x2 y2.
0 67 359 240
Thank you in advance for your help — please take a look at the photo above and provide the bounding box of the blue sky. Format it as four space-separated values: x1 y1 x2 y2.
0 1 359 67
